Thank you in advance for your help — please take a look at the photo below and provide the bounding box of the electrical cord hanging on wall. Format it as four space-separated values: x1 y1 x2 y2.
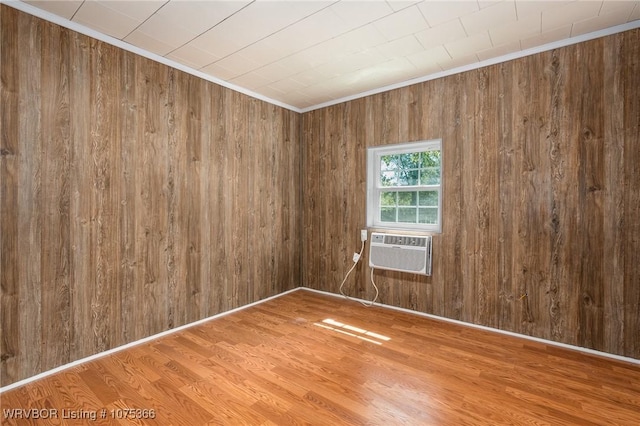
338 240 379 307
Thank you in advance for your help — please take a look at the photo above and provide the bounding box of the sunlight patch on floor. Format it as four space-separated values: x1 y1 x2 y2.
313 318 391 345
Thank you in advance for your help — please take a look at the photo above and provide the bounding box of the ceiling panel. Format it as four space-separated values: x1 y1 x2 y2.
13 0 640 111
73 3 137 39
476 40 521 61
418 1 480 27
541 1 604 32
520 25 572 50
329 0 394 27
373 5 430 40
72 1 164 39
123 29 176 57
407 45 451 70
376 35 425 59
166 44 221 70
488 13 541 46
514 0 572 18
445 32 493 59
460 1 517 35
572 1 639 35
415 19 468 50
23 0 82 19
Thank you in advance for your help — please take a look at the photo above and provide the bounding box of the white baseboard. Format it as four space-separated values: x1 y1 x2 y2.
0 287 300 393
301 287 640 366
3 285 637 393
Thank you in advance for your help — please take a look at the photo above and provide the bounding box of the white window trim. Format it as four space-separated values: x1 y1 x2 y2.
366 139 442 233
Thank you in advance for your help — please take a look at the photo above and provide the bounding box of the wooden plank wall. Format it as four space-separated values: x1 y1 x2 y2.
0 6 300 386
302 29 640 359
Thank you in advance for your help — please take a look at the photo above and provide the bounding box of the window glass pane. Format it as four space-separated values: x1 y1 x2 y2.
398 169 419 186
398 191 417 206
398 207 417 223
420 167 440 185
421 150 441 167
381 207 397 222
418 191 438 206
380 171 397 186
398 153 421 169
380 155 398 170
380 191 396 206
418 207 438 224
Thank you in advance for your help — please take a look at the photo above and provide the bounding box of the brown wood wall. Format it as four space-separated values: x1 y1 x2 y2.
1 5 639 388
0 6 300 386
302 29 640 359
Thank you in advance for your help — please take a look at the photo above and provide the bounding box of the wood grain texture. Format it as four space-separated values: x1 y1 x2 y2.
1 290 639 425
301 29 640 360
0 6 300 386
2 2 638 389
0 4 20 384
621 30 640 359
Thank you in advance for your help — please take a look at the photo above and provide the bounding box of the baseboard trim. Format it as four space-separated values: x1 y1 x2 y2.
4 285 637 393
301 287 640 366
0 287 300 393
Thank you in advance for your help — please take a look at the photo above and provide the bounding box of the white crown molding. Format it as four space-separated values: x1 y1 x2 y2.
301 19 640 113
1 0 303 113
4 1 639 114
5 0 639 114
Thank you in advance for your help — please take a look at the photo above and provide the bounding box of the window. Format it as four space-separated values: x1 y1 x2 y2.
367 140 442 233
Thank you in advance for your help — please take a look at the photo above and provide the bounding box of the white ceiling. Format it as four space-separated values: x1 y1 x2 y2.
14 0 640 111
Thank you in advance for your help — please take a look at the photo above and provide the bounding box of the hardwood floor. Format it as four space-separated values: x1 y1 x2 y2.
2 289 639 425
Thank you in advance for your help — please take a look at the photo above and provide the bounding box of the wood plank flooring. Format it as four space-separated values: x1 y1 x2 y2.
2 289 639 425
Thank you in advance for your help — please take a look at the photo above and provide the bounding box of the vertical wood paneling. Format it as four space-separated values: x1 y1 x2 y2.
515 52 553 341
69 31 91 359
496 63 514 332
575 40 605 351
40 21 71 371
138 57 167 337
327 104 345 295
474 67 500 329
301 110 319 293
440 74 463 321
512 56 530 336
459 72 478 325
1 3 637 387
209 83 226 315
198 79 212 320
0 5 300 386
118 43 139 344
546 49 574 345
185 75 203 322
230 91 248 308
554 46 583 347
601 29 625 356
345 99 368 303
91 39 122 353
166 68 180 330
0 5 20 383
302 28 640 360
18 11 44 382
622 30 640 358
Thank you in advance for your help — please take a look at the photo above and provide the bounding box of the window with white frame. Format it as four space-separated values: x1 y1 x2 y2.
367 140 442 232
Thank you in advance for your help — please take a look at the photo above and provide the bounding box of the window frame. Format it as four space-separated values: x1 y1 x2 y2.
366 139 442 233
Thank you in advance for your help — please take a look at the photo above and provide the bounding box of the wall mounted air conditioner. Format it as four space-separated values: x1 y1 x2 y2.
369 232 432 276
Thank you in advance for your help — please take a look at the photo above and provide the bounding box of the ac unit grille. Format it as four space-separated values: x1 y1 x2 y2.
369 232 432 276
381 234 427 247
